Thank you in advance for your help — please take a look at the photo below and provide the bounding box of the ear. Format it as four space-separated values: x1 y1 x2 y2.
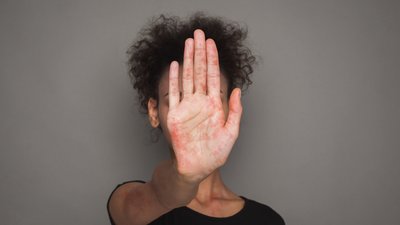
147 97 160 128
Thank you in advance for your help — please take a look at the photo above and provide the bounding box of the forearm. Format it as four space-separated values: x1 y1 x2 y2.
149 159 200 210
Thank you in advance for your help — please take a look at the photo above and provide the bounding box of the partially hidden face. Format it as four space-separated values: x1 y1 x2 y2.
147 65 230 146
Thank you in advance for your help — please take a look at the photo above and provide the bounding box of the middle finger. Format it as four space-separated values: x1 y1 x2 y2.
193 29 207 95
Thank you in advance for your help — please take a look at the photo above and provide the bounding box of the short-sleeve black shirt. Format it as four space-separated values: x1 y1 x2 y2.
107 180 285 225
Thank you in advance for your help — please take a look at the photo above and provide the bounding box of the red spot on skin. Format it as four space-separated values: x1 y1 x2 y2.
200 81 206 90
170 126 181 147
210 130 219 139
170 126 178 139
184 68 192 76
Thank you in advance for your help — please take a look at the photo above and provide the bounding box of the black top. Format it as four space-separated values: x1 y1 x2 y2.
107 180 285 225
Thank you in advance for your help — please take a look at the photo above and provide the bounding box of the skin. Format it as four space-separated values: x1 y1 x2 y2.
147 29 244 217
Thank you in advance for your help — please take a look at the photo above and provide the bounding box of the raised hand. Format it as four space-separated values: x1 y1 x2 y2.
167 29 243 183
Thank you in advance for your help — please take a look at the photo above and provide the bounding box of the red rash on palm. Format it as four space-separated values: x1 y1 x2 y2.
165 29 243 182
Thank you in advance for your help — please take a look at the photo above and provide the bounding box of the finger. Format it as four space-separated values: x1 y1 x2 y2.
224 88 242 140
206 38 221 98
182 38 194 98
169 61 180 109
193 29 207 95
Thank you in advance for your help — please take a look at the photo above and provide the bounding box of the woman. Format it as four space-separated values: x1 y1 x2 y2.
107 12 285 225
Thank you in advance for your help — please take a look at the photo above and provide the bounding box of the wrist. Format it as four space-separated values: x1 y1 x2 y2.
170 159 204 185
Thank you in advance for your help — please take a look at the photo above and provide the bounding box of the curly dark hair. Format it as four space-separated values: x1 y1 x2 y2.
127 11 258 114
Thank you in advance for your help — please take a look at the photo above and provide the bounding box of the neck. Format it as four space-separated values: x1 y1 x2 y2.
193 169 232 203
168 148 234 203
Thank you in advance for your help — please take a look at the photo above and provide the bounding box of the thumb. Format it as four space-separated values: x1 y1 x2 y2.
224 88 243 138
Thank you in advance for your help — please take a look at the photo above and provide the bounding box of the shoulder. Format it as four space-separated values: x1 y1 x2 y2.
242 196 286 225
106 180 147 225
107 180 147 207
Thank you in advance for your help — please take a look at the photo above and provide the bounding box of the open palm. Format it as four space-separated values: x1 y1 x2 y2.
167 29 243 182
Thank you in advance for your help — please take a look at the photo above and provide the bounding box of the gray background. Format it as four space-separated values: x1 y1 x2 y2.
1 0 399 224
